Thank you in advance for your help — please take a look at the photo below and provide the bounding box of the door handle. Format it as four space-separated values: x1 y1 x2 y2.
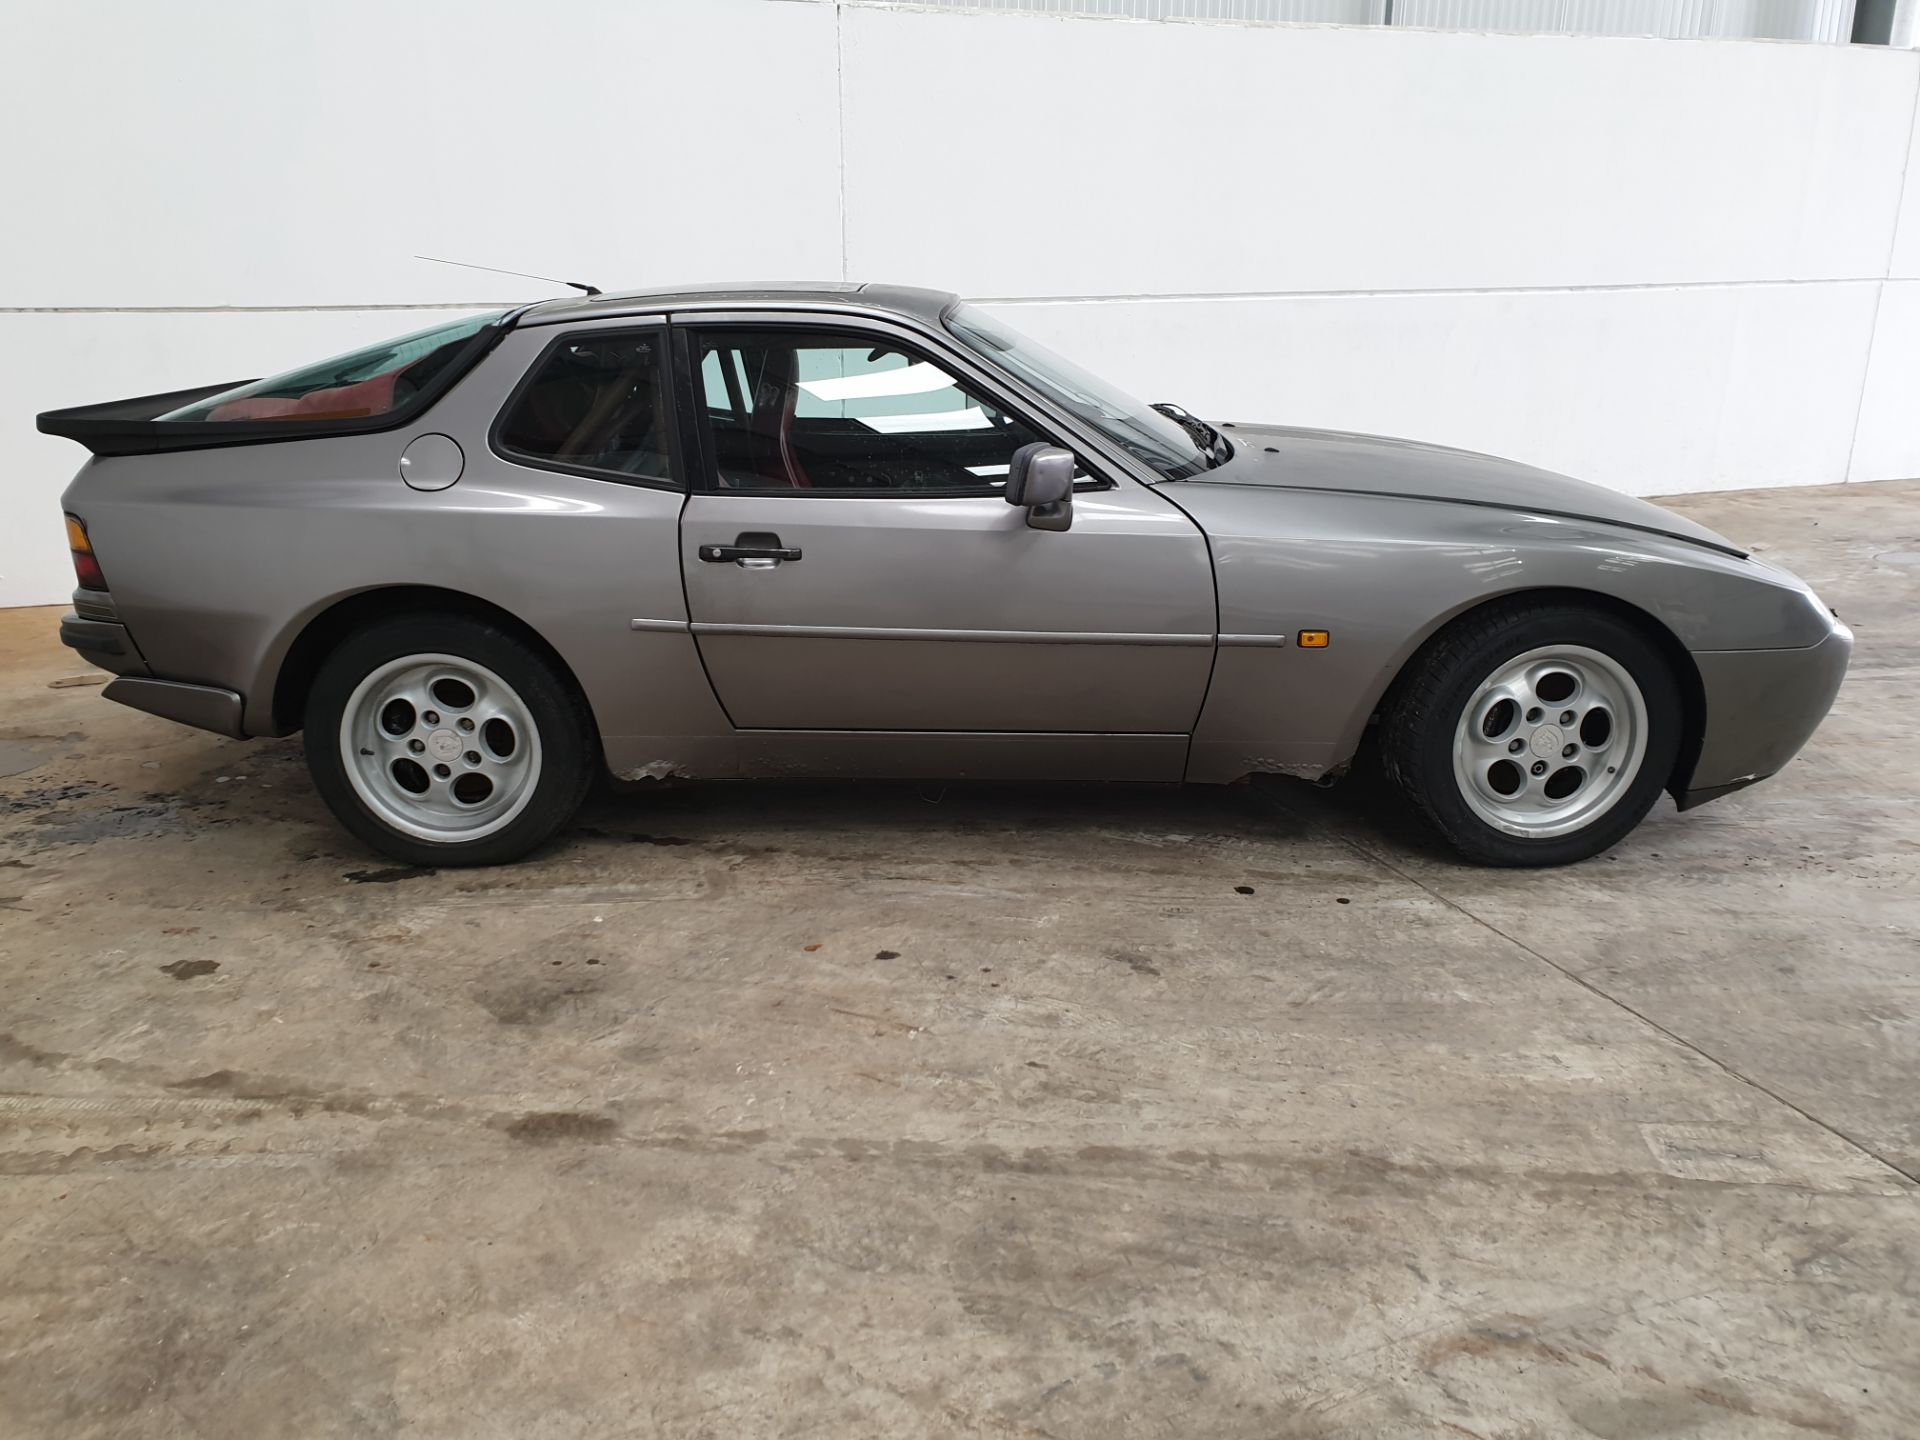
698 532 801 566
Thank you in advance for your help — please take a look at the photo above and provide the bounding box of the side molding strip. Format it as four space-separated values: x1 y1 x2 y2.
1218 634 1289 648
688 622 1212 646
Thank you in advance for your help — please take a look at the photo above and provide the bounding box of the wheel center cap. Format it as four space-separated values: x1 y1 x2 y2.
1530 725 1564 759
425 729 463 762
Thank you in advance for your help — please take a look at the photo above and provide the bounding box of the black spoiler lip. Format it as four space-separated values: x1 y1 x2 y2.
38 380 261 457
36 307 532 458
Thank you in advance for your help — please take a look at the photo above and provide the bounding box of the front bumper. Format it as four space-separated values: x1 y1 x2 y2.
1677 618 1853 809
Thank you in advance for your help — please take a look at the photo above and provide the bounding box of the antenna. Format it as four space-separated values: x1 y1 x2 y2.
414 255 602 297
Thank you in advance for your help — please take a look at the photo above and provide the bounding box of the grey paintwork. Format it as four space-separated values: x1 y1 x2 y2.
54 281 1851 809
1176 480 1845 785
1203 425 1744 556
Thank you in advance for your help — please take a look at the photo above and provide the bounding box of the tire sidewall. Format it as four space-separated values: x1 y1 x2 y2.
1406 609 1682 866
305 615 593 867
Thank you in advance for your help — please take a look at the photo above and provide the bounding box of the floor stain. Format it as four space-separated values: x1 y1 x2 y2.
158 958 220 981
0 741 53 779
0 1032 62 1069
501 1111 617 1144
1689 1385 1853 1437
1 782 107 815
168 1069 377 1118
575 827 695 846
343 865 436 885
29 797 181 845
1110 948 1161 977
473 977 601 1026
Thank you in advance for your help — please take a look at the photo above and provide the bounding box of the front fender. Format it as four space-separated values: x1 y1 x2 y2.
1174 485 1834 784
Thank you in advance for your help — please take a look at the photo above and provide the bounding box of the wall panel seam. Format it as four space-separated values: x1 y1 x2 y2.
836 4 851 282
1 277 1888 318
974 278 1886 304
1842 58 1920 483
0 303 521 316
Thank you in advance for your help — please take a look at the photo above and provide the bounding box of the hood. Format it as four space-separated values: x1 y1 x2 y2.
1190 424 1744 558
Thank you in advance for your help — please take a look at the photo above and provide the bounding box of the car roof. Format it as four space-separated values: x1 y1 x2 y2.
516 281 960 327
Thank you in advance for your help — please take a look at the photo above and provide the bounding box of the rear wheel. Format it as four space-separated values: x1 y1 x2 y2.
304 615 595 866
1380 601 1683 866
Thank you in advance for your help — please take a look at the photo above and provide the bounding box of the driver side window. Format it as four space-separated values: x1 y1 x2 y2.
691 328 1054 494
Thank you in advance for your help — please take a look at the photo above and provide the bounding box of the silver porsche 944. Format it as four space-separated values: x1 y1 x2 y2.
40 282 1850 868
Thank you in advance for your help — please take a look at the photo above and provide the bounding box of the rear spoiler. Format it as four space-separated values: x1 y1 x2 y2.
37 381 260 457
37 312 526 458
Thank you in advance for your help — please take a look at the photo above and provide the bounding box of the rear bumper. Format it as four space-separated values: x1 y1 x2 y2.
102 677 248 739
58 610 150 676
1677 619 1853 809
58 600 247 740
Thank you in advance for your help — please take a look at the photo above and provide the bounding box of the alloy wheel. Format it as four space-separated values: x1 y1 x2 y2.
338 653 543 843
1449 644 1650 840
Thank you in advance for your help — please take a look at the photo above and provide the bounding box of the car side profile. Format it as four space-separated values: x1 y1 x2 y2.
41 282 1851 867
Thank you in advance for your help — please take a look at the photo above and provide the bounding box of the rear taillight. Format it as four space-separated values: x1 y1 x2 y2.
65 514 107 592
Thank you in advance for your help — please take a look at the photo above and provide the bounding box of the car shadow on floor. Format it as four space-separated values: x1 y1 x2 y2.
560 759 1456 869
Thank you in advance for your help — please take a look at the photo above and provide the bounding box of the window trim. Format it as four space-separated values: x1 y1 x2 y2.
487 321 685 493
674 315 1115 501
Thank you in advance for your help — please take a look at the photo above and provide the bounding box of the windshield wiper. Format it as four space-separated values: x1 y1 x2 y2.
1153 402 1230 467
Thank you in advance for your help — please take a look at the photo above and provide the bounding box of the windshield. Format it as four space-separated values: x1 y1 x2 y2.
159 311 506 424
944 305 1211 480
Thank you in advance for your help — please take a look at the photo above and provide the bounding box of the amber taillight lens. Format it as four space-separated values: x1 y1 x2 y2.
65 514 107 592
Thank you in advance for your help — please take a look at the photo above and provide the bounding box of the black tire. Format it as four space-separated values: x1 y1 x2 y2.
1379 600 1684 867
303 614 597 867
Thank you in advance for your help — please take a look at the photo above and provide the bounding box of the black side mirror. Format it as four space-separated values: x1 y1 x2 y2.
1005 442 1075 532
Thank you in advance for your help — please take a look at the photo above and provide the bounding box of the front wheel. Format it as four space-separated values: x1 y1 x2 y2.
304 614 596 867
1379 602 1684 867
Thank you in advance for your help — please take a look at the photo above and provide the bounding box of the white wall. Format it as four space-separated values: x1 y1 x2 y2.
3 0 1917 605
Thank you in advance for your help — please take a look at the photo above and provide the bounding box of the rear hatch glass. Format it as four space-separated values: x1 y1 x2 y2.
160 311 506 424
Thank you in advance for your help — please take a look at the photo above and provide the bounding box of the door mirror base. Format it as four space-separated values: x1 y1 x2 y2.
1025 497 1072 532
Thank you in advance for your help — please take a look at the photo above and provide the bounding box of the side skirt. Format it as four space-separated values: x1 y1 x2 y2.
732 731 1189 783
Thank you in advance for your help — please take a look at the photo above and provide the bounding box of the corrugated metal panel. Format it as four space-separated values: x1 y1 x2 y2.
1164 0 1383 17
1712 0 1859 41
1393 0 1854 39
1168 0 1381 16
1396 2 1696 37
890 0 1856 40
892 0 1385 18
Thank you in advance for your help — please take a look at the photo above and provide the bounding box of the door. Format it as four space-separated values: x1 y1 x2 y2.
676 319 1217 741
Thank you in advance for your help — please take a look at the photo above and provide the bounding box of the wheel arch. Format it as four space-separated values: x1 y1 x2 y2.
1361 586 1706 797
267 585 597 741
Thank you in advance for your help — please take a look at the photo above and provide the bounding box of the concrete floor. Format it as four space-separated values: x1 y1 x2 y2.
1 481 1917 1439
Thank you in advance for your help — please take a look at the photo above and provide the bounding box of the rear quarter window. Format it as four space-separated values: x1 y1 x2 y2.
494 330 675 486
